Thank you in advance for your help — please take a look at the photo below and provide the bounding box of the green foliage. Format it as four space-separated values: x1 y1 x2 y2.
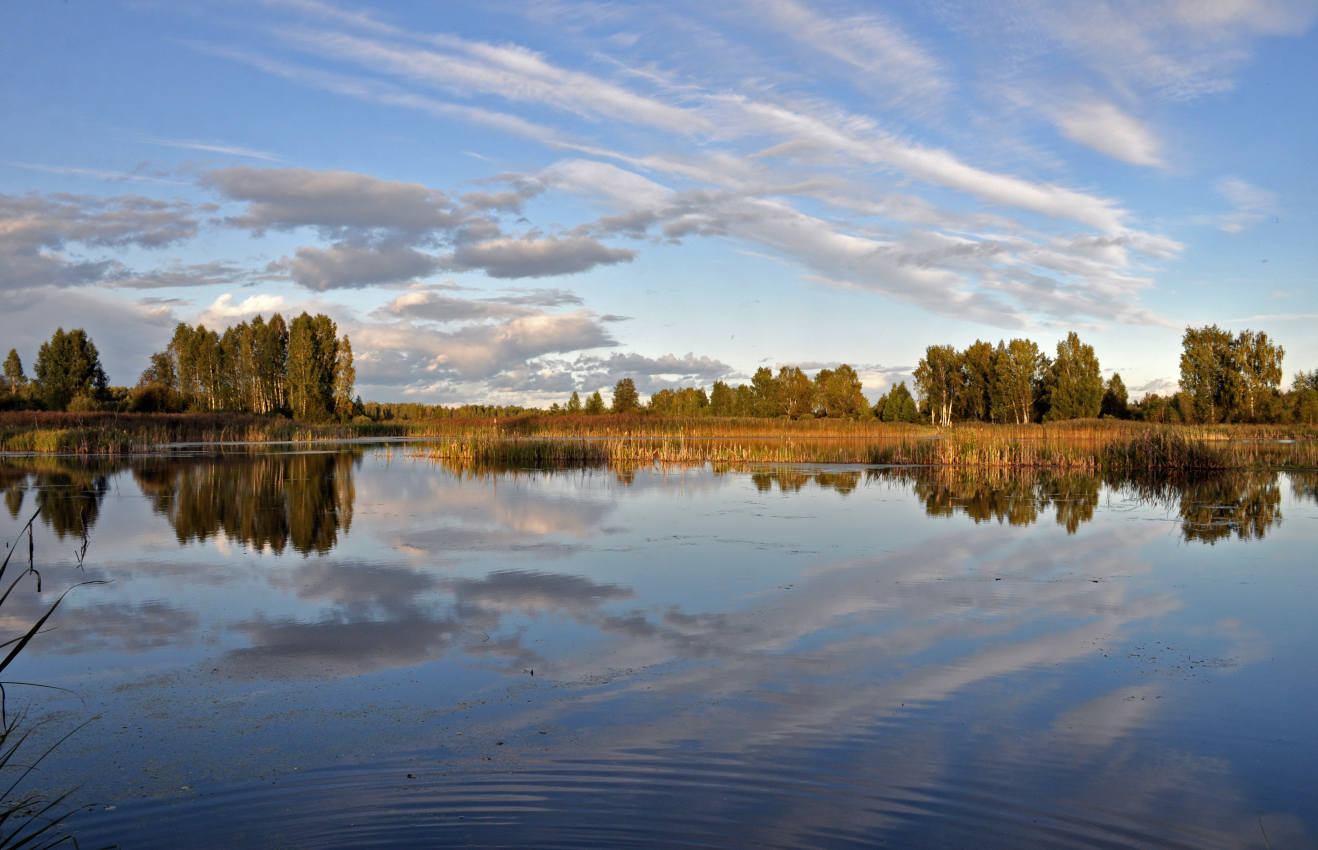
914 345 961 426
566 391 582 413
32 328 108 411
992 339 1044 424
611 378 640 414
778 366 814 418
1042 331 1103 421
876 381 920 423
750 366 782 417
1179 325 1284 423
649 386 709 416
2 350 25 392
813 364 868 419
584 391 606 415
152 313 350 421
1101 373 1130 419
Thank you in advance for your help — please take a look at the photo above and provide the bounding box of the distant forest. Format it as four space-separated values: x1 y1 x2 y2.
3 322 1316 425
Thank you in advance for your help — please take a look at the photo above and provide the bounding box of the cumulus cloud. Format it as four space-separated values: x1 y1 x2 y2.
195 292 288 325
1056 101 1163 166
0 192 197 290
205 166 462 238
444 236 636 278
371 288 533 323
272 241 441 289
352 310 617 382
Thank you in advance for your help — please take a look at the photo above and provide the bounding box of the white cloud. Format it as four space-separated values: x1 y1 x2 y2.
1056 101 1164 166
141 136 282 162
1215 176 1278 232
445 236 636 278
750 0 948 108
198 292 288 322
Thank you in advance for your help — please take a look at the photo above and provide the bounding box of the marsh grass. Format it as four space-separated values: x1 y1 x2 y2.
5 411 1317 470
0 508 106 849
417 420 1318 472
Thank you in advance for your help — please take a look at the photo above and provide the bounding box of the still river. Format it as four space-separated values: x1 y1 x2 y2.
3 445 1316 848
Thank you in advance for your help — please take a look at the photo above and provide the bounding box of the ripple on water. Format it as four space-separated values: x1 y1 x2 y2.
65 723 1248 849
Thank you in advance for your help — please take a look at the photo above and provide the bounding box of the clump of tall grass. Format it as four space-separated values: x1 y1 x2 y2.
0 507 104 849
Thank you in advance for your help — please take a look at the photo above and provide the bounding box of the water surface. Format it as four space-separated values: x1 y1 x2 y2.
3 448 1316 848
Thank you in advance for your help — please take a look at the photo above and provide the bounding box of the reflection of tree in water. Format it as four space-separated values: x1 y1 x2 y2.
4 483 22 519
751 469 861 494
876 467 1099 533
0 456 117 539
1048 472 1099 534
1289 470 1318 505
132 451 361 555
1175 471 1281 544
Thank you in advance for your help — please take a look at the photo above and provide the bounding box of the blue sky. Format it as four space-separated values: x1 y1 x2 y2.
2 0 1316 405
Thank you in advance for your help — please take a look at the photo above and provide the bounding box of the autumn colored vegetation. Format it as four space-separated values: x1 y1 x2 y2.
3 323 1317 467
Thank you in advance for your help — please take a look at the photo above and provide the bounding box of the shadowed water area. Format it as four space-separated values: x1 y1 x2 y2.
3 446 1317 848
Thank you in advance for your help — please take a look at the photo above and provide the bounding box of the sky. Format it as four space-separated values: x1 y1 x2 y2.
2 0 1317 406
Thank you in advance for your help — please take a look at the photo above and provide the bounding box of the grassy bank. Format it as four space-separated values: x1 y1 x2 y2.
0 411 415 453
4 412 1317 470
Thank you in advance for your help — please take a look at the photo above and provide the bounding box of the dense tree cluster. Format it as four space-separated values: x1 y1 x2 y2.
1 330 109 412
3 321 1316 425
557 364 872 419
137 313 356 420
359 401 532 420
909 333 1104 425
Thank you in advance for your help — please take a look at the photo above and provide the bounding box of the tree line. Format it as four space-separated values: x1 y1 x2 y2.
1 313 357 421
550 366 871 419
139 314 356 421
3 322 1316 425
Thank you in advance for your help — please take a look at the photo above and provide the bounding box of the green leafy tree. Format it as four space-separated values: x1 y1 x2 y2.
750 366 783 417
1179 325 1239 423
566 391 582 413
611 378 640 413
1179 325 1283 423
777 366 814 418
958 340 995 421
1042 331 1103 421
708 381 733 416
814 364 868 418
3 349 26 393
1236 330 1284 422
878 381 920 422
914 345 961 426
287 313 339 421
991 339 1044 424
584 390 606 415
1101 373 1130 419
333 335 356 420
33 328 109 410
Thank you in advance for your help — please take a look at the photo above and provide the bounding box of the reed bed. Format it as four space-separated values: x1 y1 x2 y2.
5 411 1317 470
417 421 1318 472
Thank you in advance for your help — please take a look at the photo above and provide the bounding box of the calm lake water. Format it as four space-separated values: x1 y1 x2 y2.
3 445 1317 848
